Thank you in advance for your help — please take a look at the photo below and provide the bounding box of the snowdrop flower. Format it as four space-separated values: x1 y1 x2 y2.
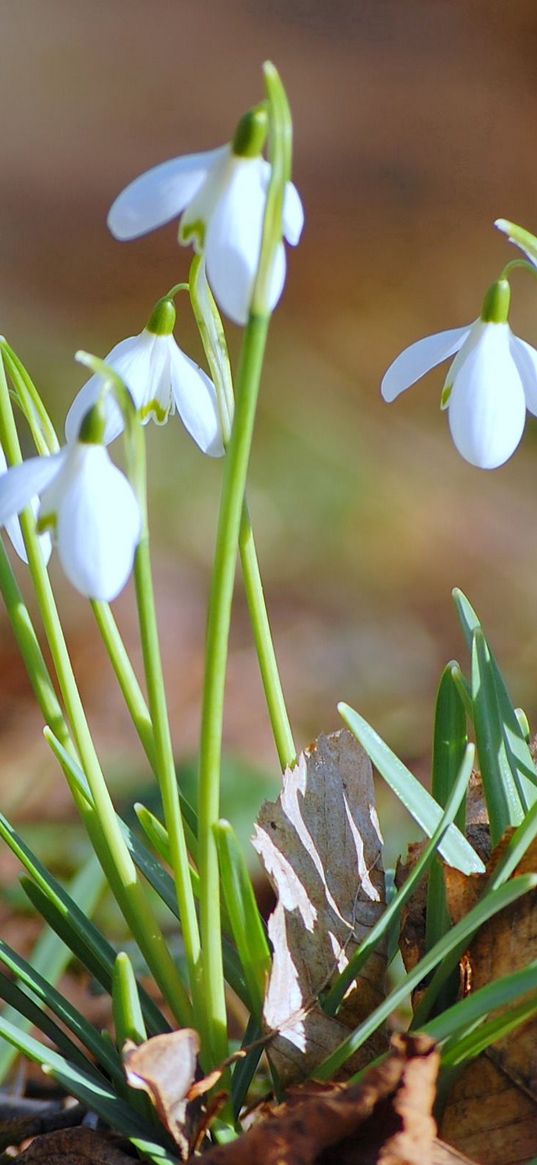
0 411 140 601
0 445 52 565
65 297 224 454
107 107 304 326
381 280 537 469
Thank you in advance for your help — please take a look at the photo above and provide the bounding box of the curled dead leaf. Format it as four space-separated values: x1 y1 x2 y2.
201 1032 472 1165
253 730 387 1083
123 1028 201 1159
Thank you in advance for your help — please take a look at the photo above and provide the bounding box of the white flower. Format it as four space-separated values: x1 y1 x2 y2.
65 320 224 455
381 287 537 469
0 445 52 565
0 438 141 600
107 134 304 326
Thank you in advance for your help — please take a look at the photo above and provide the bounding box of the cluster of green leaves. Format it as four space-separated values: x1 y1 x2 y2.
317 588 537 1096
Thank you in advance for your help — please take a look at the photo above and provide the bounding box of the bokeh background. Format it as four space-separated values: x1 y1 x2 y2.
1 0 537 856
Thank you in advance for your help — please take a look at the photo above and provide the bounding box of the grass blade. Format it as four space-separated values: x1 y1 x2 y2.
472 630 528 843
338 702 484 874
316 874 537 1080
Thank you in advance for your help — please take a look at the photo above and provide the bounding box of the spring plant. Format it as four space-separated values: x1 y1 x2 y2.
1 61 537 1163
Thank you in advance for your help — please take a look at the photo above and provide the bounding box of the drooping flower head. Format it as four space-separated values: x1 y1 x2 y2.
107 106 304 326
65 296 224 455
0 405 141 601
381 279 537 469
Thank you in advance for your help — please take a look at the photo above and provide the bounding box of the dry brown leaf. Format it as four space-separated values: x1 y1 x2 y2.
253 729 386 1083
123 1029 200 1159
440 836 537 1165
13 1127 134 1163
201 1032 465 1165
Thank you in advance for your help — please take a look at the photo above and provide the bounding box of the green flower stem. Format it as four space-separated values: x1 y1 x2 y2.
198 313 270 1068
131 431 203 1033
500 258 537 282
90 599 157 768
197 61 291 1070
189 256 295 771
0 360 191 1028
238 503 295 769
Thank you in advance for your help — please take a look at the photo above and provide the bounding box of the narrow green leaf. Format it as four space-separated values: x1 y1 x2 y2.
442 991 537 1069
0 808 170 1037
323 744 474 1015
120 817 248 1008
0 970 98 1076
113 952 147 1046
231 1016 263 1118
316 874 537 1080
338 702 484 874
472 630 527 844
20 877 169 1037
0 852 105 1083
453 589 537 812
422 961 537 1045
431 663 468 820
135 800 199 865
426 665 467 973
214 820 271 1019
133 804 200 895
0 938 124 1087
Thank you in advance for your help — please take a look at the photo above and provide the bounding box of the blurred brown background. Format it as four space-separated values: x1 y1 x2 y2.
1 0 537 828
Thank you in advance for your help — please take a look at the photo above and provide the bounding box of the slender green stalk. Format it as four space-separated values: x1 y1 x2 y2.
238 504 295 767
0 356 191 1027
198 314 270 1065
91 599 156 767
132 430 203 1032
197 62 292 1069
190 253 295 771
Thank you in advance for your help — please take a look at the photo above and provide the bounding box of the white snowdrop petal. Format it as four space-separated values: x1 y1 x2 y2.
267 242 287 313
108 147 227 240
510 335 537 416
448 325 526 468
205 159 268 324
139 336 173 422
168 344 224 457
65 333 157 444
4 514 30 562
282 181 304 245
381 326 471 403
0 454 63 526
56 446 140 601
